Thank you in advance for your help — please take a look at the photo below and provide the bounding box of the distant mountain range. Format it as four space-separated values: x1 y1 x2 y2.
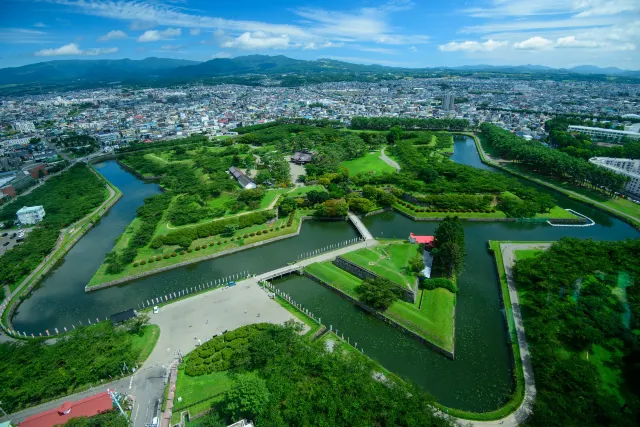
0 55 638 95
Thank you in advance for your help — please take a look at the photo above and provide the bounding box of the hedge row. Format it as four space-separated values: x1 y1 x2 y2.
185 323 275 376
150 210 275 248
397 201 496 214
287 210 296 227
421 278 457 293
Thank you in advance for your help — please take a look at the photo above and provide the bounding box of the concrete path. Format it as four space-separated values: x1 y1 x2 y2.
451 242 548 426
348 212 374 240
380 147 401 172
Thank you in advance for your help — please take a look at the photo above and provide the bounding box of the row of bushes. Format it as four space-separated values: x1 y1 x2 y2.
420 278 457 293
151 210 276 248
397 200 496 214
185 324 275 376
286 210 296 227
132 226 287 267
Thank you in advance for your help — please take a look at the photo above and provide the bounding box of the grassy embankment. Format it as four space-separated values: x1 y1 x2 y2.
341 243 418 289
340 149 395 175
304 244 455 353
473 133 640 229
87 209 311 288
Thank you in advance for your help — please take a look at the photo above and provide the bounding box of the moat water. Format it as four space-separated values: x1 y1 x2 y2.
12 137 639 412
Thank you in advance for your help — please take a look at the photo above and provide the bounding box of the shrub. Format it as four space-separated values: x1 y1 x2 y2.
202 244 207 249
163 254 170 259
263 229 269 234
421 278 457 293
217 241 222 245
275 227 280 231
140 260 147 265
171 252 177 257
250 232 256 237
256 230 262 235
223 239 228 243
180 250 186 255
133 262 139 267
187 248 193 253
148 258 155 263
209 242 215 247
491 209 496 213
195 246 200 251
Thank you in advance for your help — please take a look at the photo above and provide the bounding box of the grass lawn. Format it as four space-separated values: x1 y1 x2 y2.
272 293 322 337
87 213 299 288
287 185 326 197
393 202 508 219
130 324 161 363
304 262 361 297
534 206 579 220
514 249 543 261
259 188 288 209
304 260 455 352
173 366 233 416
340 150 395 175
341 243 419 289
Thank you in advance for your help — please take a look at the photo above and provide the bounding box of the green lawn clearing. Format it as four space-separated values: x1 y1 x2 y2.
130 324 161 363
341 243 419 289
514 249 543 261
172 369 234 421
287 185 326 197
304 260 455 353
340 150 395 175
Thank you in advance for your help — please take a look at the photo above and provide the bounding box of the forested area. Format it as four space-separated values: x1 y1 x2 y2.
0 164 106 288
546 117 640 161
350 116 469 131
116 135 209 154
104 194 172 274
480 123 628 193
0 322 149 413
64 412 128 427
185 323 451 427
432 217 465 277
513 238 640 426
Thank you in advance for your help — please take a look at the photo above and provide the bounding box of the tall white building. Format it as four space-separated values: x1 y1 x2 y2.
568 125 640 141
589 157 640 196
14 121 36 133
17 205 46 225
442 92 455 111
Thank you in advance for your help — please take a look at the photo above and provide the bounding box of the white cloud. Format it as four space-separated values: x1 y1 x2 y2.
409 46 417 52
34 22 47 28
514 36 554 50
189 28 200 36
0 28 56 44
220 31 291 50
99 30 127 41
34 43 118 56
34 43 83 56
357 46 397 54
211 52 232 58
130 20 158 30
303 41 342 50
84 47 119 55
160 44 185 51
461 0 638 18
439 39 508 52
137 28 181 42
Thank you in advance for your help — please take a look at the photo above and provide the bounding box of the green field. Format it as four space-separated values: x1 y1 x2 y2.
304 260 455 352
172 369 234 422
514 249 543 260
393 202 507 219
131 324 161 364
341 243 419 289
286 185 327 197
340 150 395 175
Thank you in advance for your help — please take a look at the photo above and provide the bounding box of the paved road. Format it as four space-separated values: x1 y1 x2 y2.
380 147 401 171
451 242 548 427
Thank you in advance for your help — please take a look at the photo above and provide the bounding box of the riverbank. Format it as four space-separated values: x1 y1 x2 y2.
86 210 328 291
1 164 122 335
469 132 640 230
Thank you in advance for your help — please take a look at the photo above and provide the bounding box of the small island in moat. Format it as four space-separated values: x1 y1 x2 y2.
87 121 583 290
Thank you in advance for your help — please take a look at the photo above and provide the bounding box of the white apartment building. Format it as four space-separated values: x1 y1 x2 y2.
17 205 46 225
589 157 640 196
442 92 455 111
13 121 36 133
568 125 640 141
96 132 120 145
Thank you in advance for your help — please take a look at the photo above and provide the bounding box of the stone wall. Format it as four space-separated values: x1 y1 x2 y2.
332 256 416 303
303 270 455 359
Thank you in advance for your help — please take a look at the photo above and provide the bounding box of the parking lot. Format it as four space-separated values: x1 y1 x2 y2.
0 227 33 255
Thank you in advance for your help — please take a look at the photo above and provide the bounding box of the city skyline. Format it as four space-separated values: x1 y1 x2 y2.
0 0 639 69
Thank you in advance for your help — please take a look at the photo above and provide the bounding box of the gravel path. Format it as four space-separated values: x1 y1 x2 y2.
380 147 401 172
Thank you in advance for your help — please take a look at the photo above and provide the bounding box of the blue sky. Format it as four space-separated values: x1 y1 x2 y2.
1 0 639 69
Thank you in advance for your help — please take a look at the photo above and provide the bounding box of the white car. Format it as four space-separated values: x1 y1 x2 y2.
153 306 159 314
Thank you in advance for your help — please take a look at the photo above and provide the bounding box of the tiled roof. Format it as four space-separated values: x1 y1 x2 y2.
19 391 113 427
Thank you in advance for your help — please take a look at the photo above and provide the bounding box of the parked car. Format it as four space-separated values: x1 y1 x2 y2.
1 232 7 237
153 306 159 314
2 242 9 246
16 238 24 243
10 233 16 239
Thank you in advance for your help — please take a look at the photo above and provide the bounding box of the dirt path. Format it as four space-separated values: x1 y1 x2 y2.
380 147 401 172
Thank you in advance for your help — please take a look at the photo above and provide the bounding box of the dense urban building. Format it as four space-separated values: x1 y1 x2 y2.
589 157 640 196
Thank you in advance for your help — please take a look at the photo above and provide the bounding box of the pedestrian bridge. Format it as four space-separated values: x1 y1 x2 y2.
348 212 374 240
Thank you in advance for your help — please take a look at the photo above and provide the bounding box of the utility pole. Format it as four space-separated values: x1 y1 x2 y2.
108 389 127 419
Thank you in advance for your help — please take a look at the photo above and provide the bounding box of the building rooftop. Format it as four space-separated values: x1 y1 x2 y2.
19 391 113 427
16 205 44 214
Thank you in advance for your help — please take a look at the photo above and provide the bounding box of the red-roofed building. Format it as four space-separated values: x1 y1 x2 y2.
409 233 435 248
19 391 114 427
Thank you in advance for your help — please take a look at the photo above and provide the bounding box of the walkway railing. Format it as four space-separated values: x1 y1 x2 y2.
297 237 365 260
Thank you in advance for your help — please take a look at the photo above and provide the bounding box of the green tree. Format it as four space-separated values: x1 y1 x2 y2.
223 224 239 236
278 197 298 215
316 199 349 217
409 254 424 273
222 373 270 421
356 277 399 311
387 126 403 144
124 313 150 336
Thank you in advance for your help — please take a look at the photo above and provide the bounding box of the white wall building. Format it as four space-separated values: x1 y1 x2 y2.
17 205 46 225
442 92 455 111
14 121 36 133
589 157 640 196
96 132 120 145
569 125 640 141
